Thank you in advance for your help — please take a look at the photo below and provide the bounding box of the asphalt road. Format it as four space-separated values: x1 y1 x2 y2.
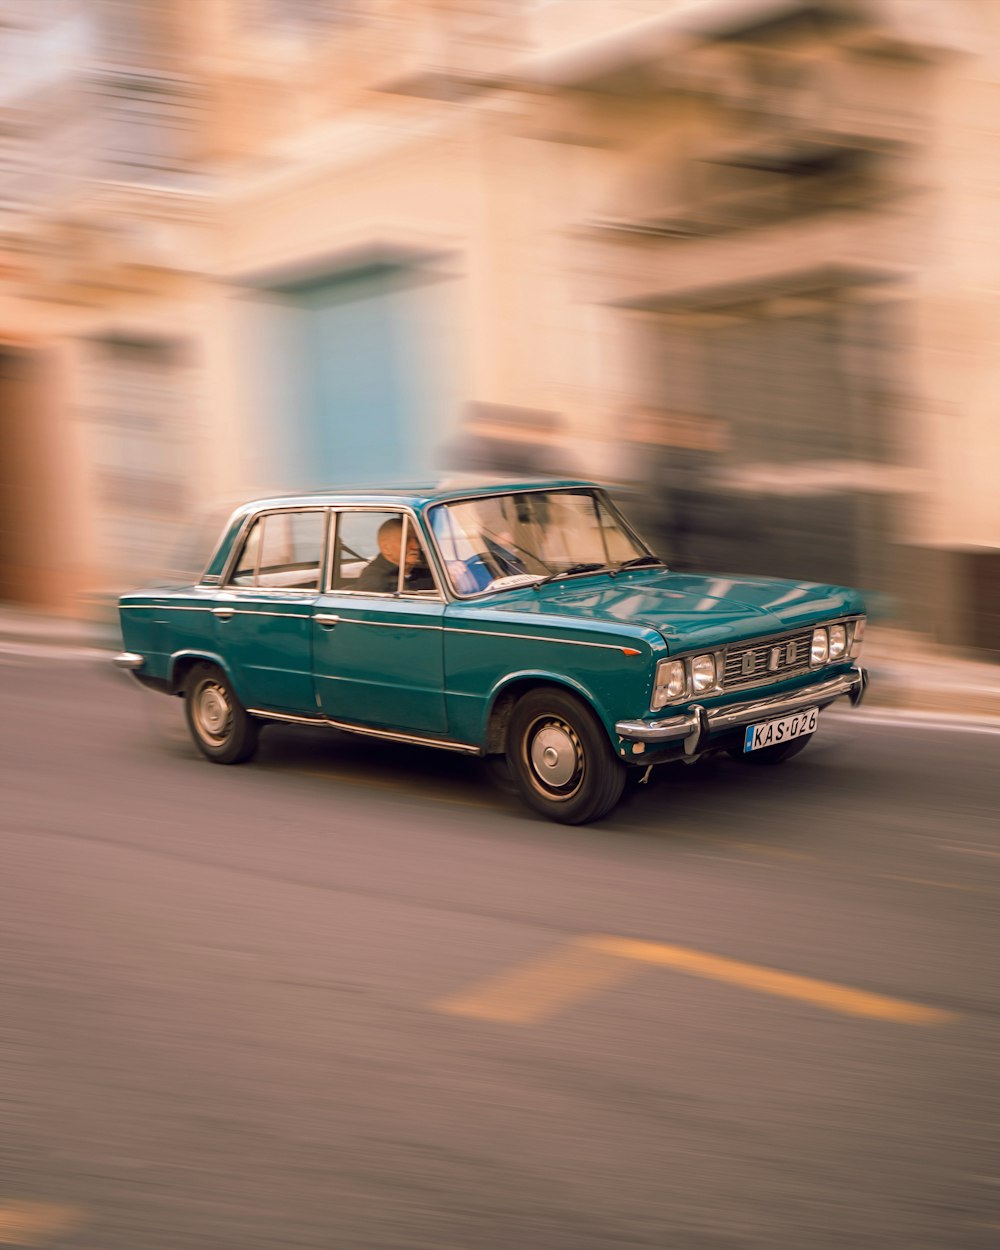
1 652 998 1249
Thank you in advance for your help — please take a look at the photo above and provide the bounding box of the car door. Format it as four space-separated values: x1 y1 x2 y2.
213 507 327 713
312 508 447 734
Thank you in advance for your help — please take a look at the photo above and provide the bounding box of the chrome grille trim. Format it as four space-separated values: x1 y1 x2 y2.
723 628 815 690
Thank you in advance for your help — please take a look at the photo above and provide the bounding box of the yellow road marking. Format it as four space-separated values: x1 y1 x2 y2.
0 1202 82 1245
435 942 641 1024
579 935 954 1025
436 935 955 1027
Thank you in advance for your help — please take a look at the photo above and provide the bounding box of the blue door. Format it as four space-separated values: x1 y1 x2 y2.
240 266 456 489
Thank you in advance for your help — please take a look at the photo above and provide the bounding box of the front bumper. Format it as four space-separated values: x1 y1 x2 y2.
112 652 146 671
615 666 868 756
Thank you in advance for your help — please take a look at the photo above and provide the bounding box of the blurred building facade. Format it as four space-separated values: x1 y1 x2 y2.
0 0 997 651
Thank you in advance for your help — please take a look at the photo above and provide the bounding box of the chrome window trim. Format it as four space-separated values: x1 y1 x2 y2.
204 489 644 602
251 514 265 583
221 585 323 598
326 505 446 601
320 589 443 601
198 513 244 586
216 505 331 591
215 588 319 605
426 482 634 513
426 485 656 601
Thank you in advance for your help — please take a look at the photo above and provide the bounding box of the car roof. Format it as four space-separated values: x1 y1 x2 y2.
238 477 601 513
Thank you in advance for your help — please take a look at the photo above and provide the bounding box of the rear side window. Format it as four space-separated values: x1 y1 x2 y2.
228 511 325 590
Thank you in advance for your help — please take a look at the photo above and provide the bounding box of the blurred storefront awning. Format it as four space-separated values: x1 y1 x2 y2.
612 261 908 313
226 240 455 292
518 0 971 93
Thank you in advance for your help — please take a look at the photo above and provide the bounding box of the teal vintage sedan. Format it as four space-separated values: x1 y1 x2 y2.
115 479 868 824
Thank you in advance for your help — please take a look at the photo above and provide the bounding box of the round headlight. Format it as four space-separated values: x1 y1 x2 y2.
653 659 687 709
829 624 847 658
691 653 717 692
810 627 829 665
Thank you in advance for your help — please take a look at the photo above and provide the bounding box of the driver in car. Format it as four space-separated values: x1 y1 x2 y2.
355 517 435 592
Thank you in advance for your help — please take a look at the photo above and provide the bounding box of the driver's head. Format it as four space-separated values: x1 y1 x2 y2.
378 518 422 569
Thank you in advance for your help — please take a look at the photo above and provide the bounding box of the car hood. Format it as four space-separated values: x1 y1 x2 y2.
486 570 864 650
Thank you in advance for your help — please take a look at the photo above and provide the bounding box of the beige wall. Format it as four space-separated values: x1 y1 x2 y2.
2 0 998 622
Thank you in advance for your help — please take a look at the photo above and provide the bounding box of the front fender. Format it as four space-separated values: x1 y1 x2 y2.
482 669 617 751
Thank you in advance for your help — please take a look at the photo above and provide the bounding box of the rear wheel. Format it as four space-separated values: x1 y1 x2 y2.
728 733 813 767
507 688 625 825
184 663 259 764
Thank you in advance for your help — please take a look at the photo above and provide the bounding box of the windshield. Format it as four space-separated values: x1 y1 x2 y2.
428 489 654 596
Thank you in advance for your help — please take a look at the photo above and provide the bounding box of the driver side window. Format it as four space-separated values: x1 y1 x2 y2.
331 511 437 596
332 511 401 592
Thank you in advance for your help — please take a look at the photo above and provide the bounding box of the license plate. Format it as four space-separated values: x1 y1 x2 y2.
743 707 818 752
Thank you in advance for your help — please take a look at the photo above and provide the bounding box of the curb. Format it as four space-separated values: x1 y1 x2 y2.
0 617 120 653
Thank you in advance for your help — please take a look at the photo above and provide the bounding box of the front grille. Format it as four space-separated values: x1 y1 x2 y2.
723 628 814 690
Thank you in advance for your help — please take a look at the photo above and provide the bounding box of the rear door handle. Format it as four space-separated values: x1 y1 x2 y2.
314 613 340 628
212 607 235 620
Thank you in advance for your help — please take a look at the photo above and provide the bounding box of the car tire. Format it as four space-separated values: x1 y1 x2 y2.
507 688 626 825
482 753 519 797
184 662 259 765
728 733 813 767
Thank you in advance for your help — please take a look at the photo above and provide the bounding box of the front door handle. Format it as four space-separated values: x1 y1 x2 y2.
212 607 235 620
314 613 340 628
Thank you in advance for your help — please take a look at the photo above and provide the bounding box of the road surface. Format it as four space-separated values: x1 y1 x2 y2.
1 652 997 1248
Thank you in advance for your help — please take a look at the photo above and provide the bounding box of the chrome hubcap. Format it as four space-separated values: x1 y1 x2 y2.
526 717 583 797
195 681 231 743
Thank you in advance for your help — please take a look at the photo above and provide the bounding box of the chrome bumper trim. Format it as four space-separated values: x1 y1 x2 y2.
112 652 146 671
616 667 868 745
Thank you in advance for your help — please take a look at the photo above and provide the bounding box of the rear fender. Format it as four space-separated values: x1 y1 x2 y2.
169 650 246 702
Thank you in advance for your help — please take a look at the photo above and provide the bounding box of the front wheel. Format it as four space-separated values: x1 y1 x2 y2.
507 688 625 825
184 663 259 764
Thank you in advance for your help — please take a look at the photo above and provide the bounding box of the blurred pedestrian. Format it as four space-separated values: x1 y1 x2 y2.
439 403 580 478
622 408 729 570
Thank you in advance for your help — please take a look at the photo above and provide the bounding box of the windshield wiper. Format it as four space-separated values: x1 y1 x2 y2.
533 562 618 589
486 573 546 591
617 555 667 570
